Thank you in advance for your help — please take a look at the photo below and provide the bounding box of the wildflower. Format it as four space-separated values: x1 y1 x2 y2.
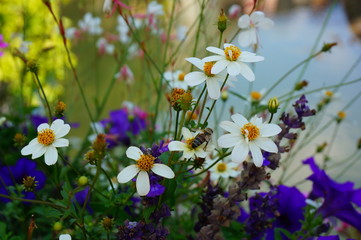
114 65 134 84
218 113 281 167
163 70 189 90
237 11 274 47
0 34 9 57
59 234 71 240
168 127 208 159
21 119 70 165
0 158 46 203
228 4 242 20
203 43 264 80
103 0 112 14
96 37 115 55
248 89 267 103
184 57 227 99
78 13 103 35
268 97 279 114
336 111 346 123
117 146 175 196
169 88 185 111
102 216 114 231
217 9 228 33
304 157 361 232
205 160 239 181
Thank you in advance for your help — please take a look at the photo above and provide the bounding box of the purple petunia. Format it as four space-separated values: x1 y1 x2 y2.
303 157 361 232
0 158 46 203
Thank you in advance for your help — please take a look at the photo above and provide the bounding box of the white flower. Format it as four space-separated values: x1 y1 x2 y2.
147 1 164 16
205 159 239 181
103 0 112 14
217 113 281 167
248 89 267 103
176 25 187 41
65 27 78 40
78 13 103 35
184 57 228 100
59 234 71 240
237 11 274 47
203 43 264 81
96 37 115 55
168 127 208 159
117 146 175 196
228 4 242 19
163 70 189 90
0 116 6 126
21 119 70 166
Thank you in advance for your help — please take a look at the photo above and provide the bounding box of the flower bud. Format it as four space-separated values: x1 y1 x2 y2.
53 222 63 231
294 80 308 91
170 88 185 111
13 133 26 147
217 9 228 33
268 97 279 114
78 176 88 186
27 59 39 74
55 101 66 117
358 138 361 149
336 111 346 123
102 217 113 231
316 142 327 153
321 42 337 53
179 91 193 111
221 90 228 101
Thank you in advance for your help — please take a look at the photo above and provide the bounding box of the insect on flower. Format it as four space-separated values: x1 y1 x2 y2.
192 128 213 150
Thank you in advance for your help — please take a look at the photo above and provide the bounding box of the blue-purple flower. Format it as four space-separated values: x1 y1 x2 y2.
0 158 46 203
303 157 361 232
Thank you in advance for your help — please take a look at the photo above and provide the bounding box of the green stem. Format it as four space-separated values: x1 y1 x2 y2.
174 110 180 140
33 72 53 123
335 153 361 180
218 31 223 48
186 152 231 178
186 84 207 127
197 91 208 127
176 110 186 140
190 0 206 72
0 193 67 210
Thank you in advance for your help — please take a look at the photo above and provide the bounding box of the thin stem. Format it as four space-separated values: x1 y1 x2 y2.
101 167 116 194
186 152 231 178
174 110 180 140
0 193 67 210
322 122 340 168
197 91 208 127
176 110 186 140
218 31 223 48
335 153 361 180
186 84 207 126
33 72 53 122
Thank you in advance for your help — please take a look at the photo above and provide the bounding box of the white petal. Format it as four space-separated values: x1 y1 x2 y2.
254 138 278 153
219 121 240 134
211 60 230 74
218 134 241 148
194 145 207 158
184 72 207 86
206 77 220 99
53 138 69 147
260 124 282 137
238 30 254 47
231 142 249 163
257 18 274 29
239 52 264 63
117 165 140 183
54 124 71 138
126 146 142 160
44 147 58 165
250 11 265 24
182 127 193 139
21 138 38 155
237 62 255 82
183 149 195 159
152 164 175 179
231 114 249 127
32 144 47 159
249 142 263 167
168 141 188 152
185 57 204 70
206 46 225 55
59 234 72 240
136 171 150 196
203 55 224 62
227 62 241 76
37 123 50 132
238 14 250 28
50 119 65 133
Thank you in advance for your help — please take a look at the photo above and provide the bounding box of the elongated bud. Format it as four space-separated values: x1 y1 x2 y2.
316 142 327 153
321 42 337 52
294 80 308 91
268 97 279 114
217 9 228 33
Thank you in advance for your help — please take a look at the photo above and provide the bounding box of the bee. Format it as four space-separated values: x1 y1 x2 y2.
192 128 213 149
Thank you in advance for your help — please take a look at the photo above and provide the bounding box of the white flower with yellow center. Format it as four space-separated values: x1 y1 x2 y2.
203 43 264 81
59 234 71 240
117 146 175 196
248 89 267 104
184 57 227 100
21 119 70 166
168 127 208 159
163 70 189 90
217 114 281 167
237 11 274 47
205 160 239 181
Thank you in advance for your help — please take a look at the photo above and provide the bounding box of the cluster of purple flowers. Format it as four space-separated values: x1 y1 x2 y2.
100 105 147 148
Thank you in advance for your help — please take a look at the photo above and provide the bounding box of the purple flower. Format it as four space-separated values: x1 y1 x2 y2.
303 157 361 232
74 186 93 213
0 158 46 203
0 35 8 57
30 115 79 129
317 236 340 240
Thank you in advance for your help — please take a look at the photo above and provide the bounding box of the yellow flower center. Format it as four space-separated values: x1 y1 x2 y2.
250 91 262 101
136 154 155 172
325 91 334 97
186 137 195 148
217 163 227 172
337 111 346 119
224 45 241 61
37 129 55 146
178 72 185 81
241 123 260 141
203 62 215 77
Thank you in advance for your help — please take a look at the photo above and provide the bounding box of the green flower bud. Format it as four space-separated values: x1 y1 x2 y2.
78 176 88 186
217 9 228 33
268 97 279 114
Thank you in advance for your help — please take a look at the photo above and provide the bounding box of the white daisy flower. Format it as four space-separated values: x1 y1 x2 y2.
117 146 175 196
248 89 267 104
168 127 208 159
203 43 264 81
184 57 227 100
217 113 281 167
59 234 71 240
21 119 70 166
237 11 274 47
163 70 189 90
205 160 239 182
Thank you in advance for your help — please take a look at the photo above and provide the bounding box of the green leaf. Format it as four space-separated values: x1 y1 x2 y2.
274 228 295 240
